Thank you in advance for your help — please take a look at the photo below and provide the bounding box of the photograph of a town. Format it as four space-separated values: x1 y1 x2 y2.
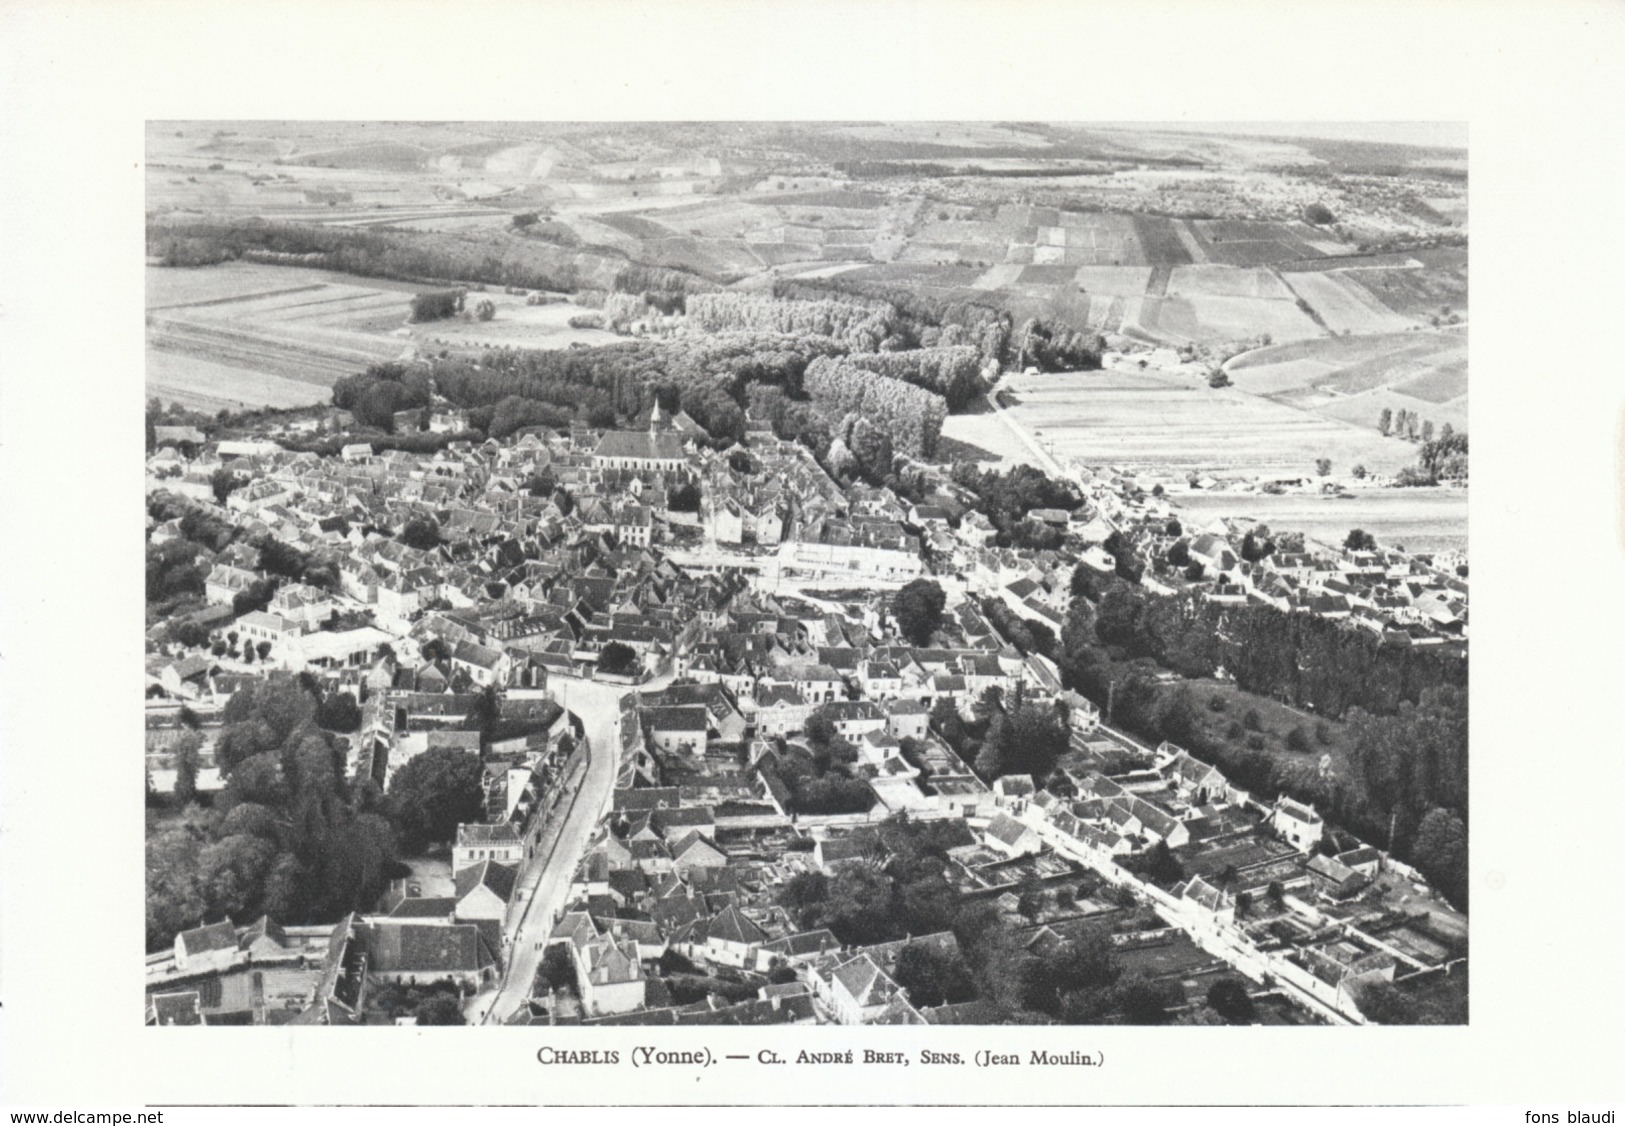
143 121 1468 1030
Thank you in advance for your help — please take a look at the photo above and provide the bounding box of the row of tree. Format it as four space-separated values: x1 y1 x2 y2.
148 218 716 296
771 277 1013 365
686 292 897 350
838 345 988 411
804 356 948 460
1379 415 1469 481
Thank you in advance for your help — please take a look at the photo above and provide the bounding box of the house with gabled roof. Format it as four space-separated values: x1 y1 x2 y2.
1161 743 1226 803
671 831 729 875
698 903 771 969
644 705 710 754
1270 797 1325 852
1336 845 1382 879
754 684 810 737
827 954 905 1025
451 639 510 687
1175 875 1233 922
174 920 240 974
453 859 520 924
1305 853 1369 899
1058 689 1100 732
884 697 930 741
751 929 841 973
613 787 681 813
1128 797 1189 847
982 811 1043 858
453 823 524 874
361 920 495 989
204 563 259 606
238 915 289 959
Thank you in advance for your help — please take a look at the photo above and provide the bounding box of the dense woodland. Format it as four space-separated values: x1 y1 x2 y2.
147 675 503 952
147 679 402 951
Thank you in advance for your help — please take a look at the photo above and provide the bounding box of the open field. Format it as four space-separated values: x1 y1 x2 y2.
1279 270 1417 334
1315 386 1468 438
1071 265 1153 295
1172 487 1467 554
147 123 1466 459
1347 261 1468 319
146 262 619 410
940 402 1046 467
1187 219 1329 266
998 368 1424 477
147 121 1460 298
1225 329 1467 435
146 348 333 412
1166 266 1293 300
1122 292 1322 346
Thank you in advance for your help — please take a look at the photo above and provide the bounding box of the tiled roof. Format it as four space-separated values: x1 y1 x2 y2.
177 920 238 957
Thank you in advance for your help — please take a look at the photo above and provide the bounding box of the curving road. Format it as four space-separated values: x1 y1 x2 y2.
478 673 675 1025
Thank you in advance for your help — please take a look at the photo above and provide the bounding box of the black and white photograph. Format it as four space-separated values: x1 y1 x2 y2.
139 121 1470 1031
2 0 1622 1114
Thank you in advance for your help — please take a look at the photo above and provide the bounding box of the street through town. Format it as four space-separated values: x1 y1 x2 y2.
478 673 674 1024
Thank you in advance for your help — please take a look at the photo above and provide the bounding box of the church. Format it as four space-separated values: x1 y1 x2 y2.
590 402 691 472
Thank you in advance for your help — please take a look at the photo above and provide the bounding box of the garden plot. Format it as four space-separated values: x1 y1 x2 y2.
1054 213 1147 266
